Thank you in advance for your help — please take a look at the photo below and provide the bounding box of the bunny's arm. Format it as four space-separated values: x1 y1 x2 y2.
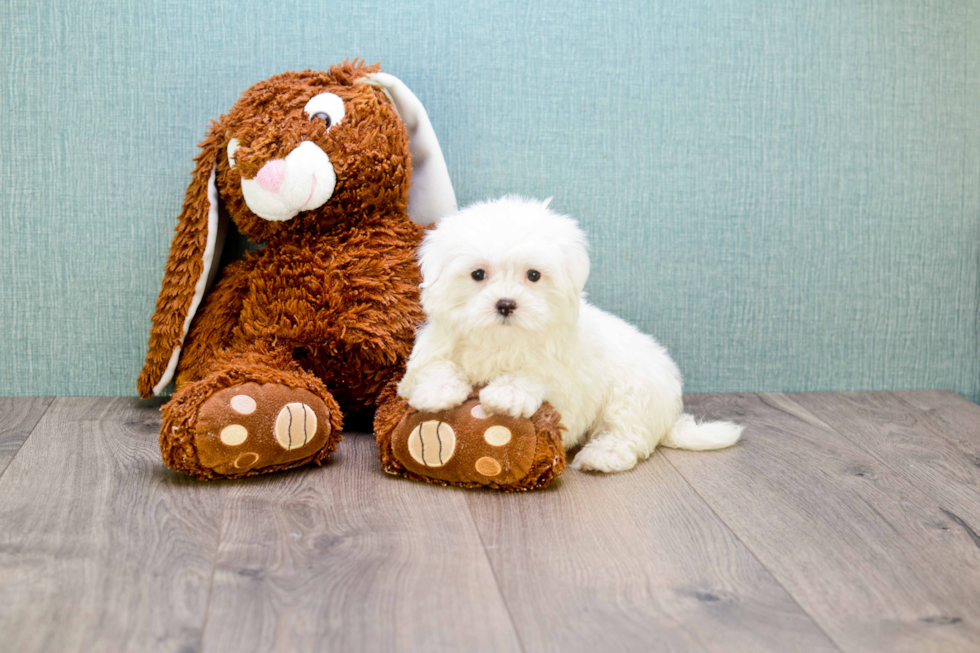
173 257 255 389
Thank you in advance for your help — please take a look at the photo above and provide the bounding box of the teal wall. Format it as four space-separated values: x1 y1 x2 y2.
2 0 978 399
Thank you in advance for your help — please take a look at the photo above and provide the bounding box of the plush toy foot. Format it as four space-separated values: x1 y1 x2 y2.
374 384 566 491
162 379 343 480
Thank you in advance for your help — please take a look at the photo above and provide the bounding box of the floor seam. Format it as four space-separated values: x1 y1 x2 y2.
0 397 56 483
195 483 229 653
462 494 527 653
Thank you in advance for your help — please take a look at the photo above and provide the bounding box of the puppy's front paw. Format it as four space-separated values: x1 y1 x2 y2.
571 442 639 473
408 377 472 413
479 382 542 419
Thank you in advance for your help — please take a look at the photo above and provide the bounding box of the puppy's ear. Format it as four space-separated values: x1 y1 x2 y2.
563 224 591 296
416 229 453 291
358 72 457 226
137 125 228 398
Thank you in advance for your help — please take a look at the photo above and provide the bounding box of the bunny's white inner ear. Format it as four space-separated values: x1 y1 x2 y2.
359 72 458 226
151 164 226 395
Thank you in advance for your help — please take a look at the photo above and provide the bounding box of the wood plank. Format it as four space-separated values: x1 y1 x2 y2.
0 397 53 477
666 393 980 652
0 397 226 653
200 432 522 653
791 391 980 528
891 390 980 464
465 449 839 652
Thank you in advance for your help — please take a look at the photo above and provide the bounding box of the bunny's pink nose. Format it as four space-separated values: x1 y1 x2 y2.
254 160 286 194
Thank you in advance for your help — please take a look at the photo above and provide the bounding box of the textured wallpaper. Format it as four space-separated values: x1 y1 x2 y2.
1 0 978 398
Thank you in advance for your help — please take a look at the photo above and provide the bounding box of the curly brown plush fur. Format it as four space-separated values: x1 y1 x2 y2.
138 61 431 479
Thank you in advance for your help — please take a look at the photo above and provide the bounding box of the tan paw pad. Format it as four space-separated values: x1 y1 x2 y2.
230 394 257 415
407 420 456 467
234 452 260 469
220 424 248 446
483 425 512 446
275 403 318 450
475 456 502 477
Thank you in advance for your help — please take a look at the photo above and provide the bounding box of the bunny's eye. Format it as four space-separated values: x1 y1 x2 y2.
304 93 345 130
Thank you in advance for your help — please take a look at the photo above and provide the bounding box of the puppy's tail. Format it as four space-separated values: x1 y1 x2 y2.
661 414 743 451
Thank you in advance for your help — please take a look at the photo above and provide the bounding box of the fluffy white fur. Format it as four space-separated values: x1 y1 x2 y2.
398 196 743 473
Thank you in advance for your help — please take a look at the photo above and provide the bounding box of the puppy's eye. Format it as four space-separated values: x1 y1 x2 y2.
527 269 541 282
312 112 331 128
471 269 486 281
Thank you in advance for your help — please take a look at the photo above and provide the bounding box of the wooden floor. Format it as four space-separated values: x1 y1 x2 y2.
1 391 979 652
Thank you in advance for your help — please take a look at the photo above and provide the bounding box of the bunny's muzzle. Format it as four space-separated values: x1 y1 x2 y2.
240 141 336 222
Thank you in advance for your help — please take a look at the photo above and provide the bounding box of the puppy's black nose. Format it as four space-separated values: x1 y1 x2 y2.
495 298 517 317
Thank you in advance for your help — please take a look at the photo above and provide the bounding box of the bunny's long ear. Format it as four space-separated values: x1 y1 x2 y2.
360 72 458 226
137 127 228 398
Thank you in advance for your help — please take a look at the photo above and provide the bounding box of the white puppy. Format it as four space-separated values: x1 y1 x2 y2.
398 196 742 473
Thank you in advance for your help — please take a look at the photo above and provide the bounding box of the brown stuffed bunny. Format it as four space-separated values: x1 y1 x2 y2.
137 61 460 479
139 60 565 488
